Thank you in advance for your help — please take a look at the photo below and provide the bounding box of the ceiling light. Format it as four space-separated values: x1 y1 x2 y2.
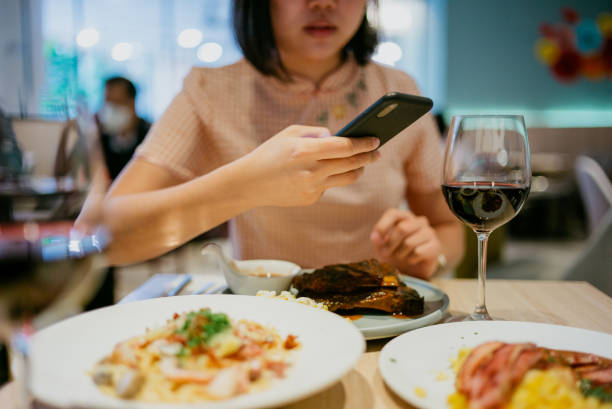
177 28 203 48
111 42 133 62
76 28 100 48
197 42 223 63
372 42 403 66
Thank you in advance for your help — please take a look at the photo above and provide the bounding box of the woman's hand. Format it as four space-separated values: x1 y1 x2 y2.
237 125 380 207
370 209 443 279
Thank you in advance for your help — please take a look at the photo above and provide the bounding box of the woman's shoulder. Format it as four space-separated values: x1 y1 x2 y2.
364 61 421 95
182 59 256 95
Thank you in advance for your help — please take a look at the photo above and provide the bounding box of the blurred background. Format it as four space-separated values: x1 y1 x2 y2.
1 0 611 301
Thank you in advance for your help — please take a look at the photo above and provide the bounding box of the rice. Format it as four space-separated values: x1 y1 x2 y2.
255 290 329 311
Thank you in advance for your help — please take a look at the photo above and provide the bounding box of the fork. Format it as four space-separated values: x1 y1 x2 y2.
190 282 228 295
118 273 192 304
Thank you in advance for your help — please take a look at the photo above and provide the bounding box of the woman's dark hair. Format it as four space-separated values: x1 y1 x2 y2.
233 0 378 79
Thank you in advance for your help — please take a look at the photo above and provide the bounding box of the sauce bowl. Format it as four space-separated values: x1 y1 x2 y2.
202 242 301 295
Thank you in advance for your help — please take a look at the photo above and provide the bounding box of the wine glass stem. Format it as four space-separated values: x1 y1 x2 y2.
11 329 33 409
473 232 492 320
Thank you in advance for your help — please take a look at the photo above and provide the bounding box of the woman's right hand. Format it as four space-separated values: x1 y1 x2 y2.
237 125 380 207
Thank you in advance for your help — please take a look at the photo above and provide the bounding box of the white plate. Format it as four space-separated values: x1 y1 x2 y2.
30 295 365 409
379 321 612 409
293 273 449 340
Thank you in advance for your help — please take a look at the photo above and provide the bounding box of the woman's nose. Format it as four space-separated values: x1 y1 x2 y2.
308 0 337 11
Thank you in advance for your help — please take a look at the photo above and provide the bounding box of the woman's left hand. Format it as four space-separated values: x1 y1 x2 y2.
370 208 443 279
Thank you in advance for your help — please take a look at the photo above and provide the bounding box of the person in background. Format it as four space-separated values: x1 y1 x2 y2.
0 108 23 181
103 0 464 279
54 77 150 182
54 78 149 309
95 77 151 180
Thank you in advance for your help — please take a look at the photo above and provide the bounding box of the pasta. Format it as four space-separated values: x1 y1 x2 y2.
91 308 299 402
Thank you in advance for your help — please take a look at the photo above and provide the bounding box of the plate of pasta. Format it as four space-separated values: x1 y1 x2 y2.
29 294 365 409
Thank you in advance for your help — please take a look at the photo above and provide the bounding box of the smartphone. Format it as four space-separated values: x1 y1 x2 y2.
336 92 433 146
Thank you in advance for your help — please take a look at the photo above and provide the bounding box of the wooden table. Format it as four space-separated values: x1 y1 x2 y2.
1 279 611 409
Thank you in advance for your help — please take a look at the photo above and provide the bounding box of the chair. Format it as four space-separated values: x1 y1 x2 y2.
574 155 612 234
564 156 612 296
564 209 612 297
11 118 65 176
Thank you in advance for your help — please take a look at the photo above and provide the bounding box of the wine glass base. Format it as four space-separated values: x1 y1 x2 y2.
443 311 493 322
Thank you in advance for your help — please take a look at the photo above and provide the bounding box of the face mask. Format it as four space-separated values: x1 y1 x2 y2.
99 103 132 134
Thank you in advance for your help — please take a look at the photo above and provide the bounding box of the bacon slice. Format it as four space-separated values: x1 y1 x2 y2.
509 348 542 382
457 342 612 409
457 343 540 409
473 345 541 409
581 367 612 385
456 341 504 393
541 348 611 367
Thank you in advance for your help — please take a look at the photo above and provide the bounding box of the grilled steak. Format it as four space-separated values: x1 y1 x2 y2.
292 259 424 316
300 286 424 315
292 259 400 293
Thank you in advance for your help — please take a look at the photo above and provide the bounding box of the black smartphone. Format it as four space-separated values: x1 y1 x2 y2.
336 92 433 146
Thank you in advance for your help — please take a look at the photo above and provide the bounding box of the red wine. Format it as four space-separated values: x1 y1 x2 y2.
0 222 108 325
442 182 529 232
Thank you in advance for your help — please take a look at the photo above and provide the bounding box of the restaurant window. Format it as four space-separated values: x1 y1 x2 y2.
29 0 446 120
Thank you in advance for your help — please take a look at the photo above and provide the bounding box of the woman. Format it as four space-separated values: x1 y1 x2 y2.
103 0 463 278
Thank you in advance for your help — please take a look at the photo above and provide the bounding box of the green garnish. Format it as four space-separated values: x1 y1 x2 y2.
202 310 230 341
175 311 197 336
580 379 612 403
173 309 231 356
187 337 204 347
390 358 397 363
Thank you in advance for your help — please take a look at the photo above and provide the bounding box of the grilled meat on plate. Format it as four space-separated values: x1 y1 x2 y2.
292 259 424 316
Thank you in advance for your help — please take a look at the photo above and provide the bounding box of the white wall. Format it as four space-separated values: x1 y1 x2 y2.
0 0 24 113
0 0 44 117
446 0 612 127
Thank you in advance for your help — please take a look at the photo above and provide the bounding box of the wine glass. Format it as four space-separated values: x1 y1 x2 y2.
442 115 531 321
0 109 110 408
0 223 109 408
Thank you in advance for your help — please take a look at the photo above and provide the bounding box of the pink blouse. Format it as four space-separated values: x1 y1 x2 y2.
136 58 443 268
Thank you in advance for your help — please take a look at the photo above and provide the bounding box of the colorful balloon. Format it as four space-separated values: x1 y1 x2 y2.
576 19 603 53
557 25 577 51
539 23 557 38
535 8 611 84
581 54 606 80
597 12 612 36
602 37 612 69
561 8 580 25
551 50 581 82
534 38 561 65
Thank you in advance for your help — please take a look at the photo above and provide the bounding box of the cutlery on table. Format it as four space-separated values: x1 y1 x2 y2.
118 273 191 304
165 274 192 296
190 282 228 295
